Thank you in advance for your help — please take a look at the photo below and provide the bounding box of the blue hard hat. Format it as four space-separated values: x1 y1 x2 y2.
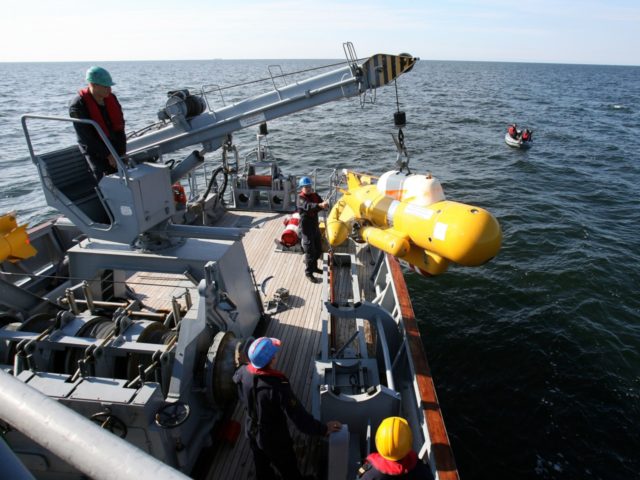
298 176 312 188
248 337 281 368
86 66 115 87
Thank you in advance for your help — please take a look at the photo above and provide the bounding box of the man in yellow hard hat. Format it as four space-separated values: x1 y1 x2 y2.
69 66 126 180
357 416 434 479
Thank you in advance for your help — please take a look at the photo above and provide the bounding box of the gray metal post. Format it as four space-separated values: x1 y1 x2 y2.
0 370 190 480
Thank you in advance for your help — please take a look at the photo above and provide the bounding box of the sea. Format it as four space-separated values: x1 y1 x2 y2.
0 59 639 480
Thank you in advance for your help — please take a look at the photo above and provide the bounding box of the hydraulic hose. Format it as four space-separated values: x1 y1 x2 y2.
202 166 228 207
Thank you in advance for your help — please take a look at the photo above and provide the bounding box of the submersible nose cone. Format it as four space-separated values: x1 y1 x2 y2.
449 207 502 266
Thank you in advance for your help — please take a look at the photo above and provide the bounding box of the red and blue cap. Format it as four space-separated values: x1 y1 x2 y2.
248 337 281 368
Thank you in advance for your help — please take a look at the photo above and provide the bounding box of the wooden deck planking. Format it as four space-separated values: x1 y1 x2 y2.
108 207 455 479
205 211 327 480
126 272 196 313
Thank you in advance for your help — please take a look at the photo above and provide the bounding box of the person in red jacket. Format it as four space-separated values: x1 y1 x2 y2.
69 66 126 180
358 416 434 479
507 124 518 139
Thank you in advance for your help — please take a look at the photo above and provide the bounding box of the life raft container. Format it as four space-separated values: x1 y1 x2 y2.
280 212 301 247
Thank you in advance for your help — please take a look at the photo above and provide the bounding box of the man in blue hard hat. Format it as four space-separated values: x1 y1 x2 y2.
233 337 342 479
69 66 126 180
297 176 328 283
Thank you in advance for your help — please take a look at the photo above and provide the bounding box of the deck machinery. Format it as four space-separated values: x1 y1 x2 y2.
0 46 425 479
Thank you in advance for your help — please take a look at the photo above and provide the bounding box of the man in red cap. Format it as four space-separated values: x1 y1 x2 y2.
233 337 341 479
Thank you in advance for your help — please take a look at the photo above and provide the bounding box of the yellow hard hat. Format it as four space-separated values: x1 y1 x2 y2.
375 416 413 461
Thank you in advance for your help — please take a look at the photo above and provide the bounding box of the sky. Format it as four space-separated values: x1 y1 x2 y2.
1 0 639 65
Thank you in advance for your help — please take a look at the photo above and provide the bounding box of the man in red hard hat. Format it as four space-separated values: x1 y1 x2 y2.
233 337 342 479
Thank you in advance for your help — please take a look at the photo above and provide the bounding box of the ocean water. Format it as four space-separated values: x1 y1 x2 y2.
1 59 639 479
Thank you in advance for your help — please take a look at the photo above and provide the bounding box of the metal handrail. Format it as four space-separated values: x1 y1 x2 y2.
21 114 129 185
201 83 226 115
267 65 286 101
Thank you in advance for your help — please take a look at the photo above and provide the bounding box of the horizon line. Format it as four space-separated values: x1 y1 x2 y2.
0 58 638 68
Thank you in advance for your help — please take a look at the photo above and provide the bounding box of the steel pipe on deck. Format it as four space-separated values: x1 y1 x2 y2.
0 370 190 480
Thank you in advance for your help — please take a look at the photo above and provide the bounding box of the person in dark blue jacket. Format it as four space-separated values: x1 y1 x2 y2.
233 337 341 480
297 176 328 283
357 416 434 479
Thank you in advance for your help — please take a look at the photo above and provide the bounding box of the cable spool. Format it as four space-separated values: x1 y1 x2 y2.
204 331 245 407
247 175 273 188
158 89 207 122
64 316 116 377
126 321 175 391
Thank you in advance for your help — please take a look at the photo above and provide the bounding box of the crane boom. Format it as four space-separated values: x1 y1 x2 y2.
21 51 418 245
127 53 417 160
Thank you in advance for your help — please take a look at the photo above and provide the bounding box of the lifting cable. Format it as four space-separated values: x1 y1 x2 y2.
392 80 410 173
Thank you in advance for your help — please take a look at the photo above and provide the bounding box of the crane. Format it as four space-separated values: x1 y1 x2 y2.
22 47 417 245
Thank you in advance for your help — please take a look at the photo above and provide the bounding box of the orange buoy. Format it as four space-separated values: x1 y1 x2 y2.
172 183 187 206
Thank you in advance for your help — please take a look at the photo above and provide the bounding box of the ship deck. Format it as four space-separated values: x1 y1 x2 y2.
129 210 376 479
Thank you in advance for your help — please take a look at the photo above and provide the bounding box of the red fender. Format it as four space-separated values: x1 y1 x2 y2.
280 212 301 246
